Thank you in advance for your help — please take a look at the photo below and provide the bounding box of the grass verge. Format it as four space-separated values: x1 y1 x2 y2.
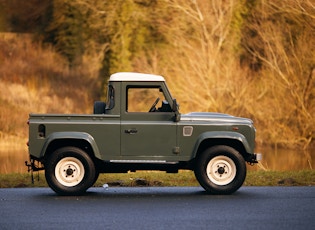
0 170 314 188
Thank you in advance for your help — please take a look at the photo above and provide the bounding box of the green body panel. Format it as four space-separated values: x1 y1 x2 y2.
121 115 177 160
28 114 121 160
176 117 255 160
28 77 257 166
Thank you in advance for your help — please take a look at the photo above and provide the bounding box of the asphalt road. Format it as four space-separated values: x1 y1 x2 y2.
0 186 314 230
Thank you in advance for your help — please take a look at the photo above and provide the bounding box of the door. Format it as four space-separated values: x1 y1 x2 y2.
121 85 177 160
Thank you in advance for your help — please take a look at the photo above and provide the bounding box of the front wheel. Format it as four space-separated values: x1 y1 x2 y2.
45 147 96 195
194 145 246 195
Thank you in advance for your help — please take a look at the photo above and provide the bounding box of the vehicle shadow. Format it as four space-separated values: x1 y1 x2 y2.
37 186 259 200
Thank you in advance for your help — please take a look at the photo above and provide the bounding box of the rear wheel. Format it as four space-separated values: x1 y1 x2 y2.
194 145 246 194
45 147 96 195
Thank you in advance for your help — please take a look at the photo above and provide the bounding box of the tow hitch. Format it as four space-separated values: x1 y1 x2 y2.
25 158 44 184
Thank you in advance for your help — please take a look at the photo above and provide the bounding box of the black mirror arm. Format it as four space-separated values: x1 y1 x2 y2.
172 99 180 122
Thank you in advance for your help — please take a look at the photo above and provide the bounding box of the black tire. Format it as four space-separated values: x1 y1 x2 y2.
91 169 100 186
45 147 96 195
194 145 246 195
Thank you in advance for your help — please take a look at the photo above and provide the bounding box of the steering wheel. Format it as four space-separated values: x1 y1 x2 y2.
148 97 160 112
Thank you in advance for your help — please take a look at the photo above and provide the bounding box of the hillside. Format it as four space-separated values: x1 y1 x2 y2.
0 33 100 149
0 0 314 150
0 0 51 33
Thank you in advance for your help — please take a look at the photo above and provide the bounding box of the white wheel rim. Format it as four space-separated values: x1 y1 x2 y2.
206 156 236 186
55 157 85 187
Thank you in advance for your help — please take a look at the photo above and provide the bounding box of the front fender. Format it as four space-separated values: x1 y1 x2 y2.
40 132 101 159
192 131 253 157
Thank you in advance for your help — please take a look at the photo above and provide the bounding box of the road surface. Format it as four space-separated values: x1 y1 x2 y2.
0 186 314 230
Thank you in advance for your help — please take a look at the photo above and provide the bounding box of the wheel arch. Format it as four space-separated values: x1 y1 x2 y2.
40 132 102 161
192 132 251 161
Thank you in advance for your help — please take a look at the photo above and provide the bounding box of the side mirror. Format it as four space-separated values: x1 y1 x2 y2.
94 101 106 114
172 99 180 122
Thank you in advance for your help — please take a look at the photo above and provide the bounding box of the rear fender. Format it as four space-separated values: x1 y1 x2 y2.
40 132 101 159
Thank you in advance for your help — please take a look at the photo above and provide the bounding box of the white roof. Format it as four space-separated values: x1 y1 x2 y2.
109 72 165 82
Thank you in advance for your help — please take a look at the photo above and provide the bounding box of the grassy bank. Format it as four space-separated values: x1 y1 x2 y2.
1 170 314 189
0 33 100 149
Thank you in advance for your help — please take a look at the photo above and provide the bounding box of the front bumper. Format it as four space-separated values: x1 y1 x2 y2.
255 153 262 161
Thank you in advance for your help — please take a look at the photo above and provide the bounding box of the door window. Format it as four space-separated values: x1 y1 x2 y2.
127 87 171 113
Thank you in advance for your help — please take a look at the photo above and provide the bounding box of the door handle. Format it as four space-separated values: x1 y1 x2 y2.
125 129 138 134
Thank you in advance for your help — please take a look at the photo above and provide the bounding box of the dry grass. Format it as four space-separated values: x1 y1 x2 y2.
0 33 101 149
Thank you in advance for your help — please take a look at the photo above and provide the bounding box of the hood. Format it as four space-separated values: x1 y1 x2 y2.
180 112 253 124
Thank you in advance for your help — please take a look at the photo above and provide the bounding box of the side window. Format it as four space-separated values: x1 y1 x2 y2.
127 87 170 112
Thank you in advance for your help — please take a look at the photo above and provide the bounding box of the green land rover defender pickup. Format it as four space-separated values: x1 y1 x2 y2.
26 72 261 195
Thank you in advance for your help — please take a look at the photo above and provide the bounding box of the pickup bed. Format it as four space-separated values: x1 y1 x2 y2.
26 72 261 195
